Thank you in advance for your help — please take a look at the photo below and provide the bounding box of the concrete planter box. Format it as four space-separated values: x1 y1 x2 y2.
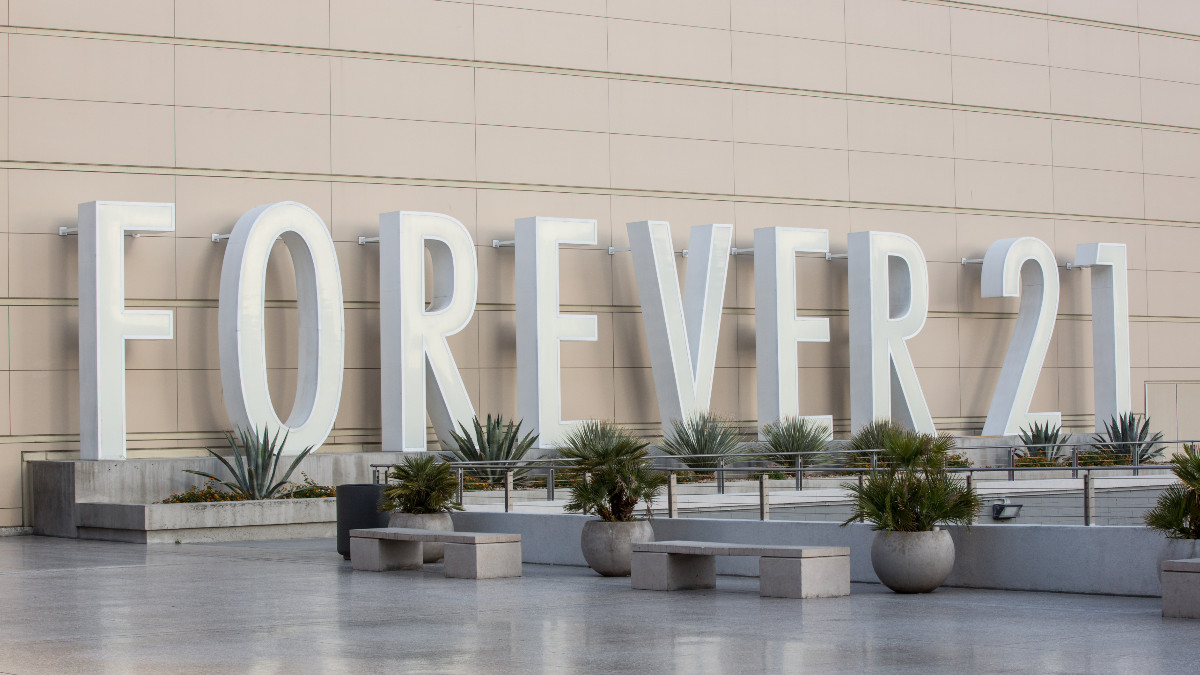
75 498 337 544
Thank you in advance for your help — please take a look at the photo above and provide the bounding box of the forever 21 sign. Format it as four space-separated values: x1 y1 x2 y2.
74 201 1131 459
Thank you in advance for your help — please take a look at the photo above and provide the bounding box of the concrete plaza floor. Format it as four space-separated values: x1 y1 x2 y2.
0 536 1196 674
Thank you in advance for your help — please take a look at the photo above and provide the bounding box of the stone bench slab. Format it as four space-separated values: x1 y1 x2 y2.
349 527 520 545
1162 557 1200 573
634 540 848 559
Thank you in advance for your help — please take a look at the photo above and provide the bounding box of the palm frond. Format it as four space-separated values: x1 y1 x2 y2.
380 455 463 514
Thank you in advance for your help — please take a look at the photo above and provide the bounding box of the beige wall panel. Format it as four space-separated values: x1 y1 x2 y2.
476 189 609 244
477 0 604 15
477 70 607 133
10 36 171 105
331 0 472 57
730 0 845 42
611 136 733 194
1144 174 1200 222
733 202 851 250
847 102 953 157
610 81 731 141
1055 319 1093 368
332 182 475 242
177 0 329 48
1145 381 1179 439
7 170 175 235
478 310 517 369
927 262 961 313
335 368 386 431
736 314 755 368
333 240 378 304
978 0 1047 11
791 315 850 369
957 316 1063 370
1056 367 1094 417
1141 79 1200 129
332 59 473 124
1138 0 1200 36
614 367 658 424
849 208 958 263
10 0 171 35
10 306 78 371
176 370 226 432
561 312 614 369
1052 167 1144 219
10 370 77 434
477 126 607 187
332 116 472 180
848 152 956 207
846 45 952 102
9 234 76 299
952 57 1050 112
265 368 298 421
477 367 517 419
0 234 8 299
917 367 961 419
608 0 729 30
560 367 615 421
1148 322 1200 368
558 248 612 306
263 245 300 302
176 47 329 114
609 20 730 81
0 308 8 371
955 160 1054 213
1139 35 1200 87
1049 0 1138 24
174 237 224 300
123 233 177 300
10 99 173 166
731 33 847 92
958 366 1059 420
475 6 605 71
795 367 852 422
1048 23 1140 78
732 92 847 150
176 177 332 240
732 251 847 311
1050 68 1141 121
1053 219 1146 270
176 307 218 370
610 196 737 248
1051 121 1143 173
734 144 848 200
949 8 1048 66
1143 130 1200 180
261 307 300 370
1130 320 1150 369
845 0 950 53
177 108 328 174
952 112 1052 166
477 246 516 305
1147 271 1200 317
126 369 179 433
612 312 650 369
1146 225 1200 272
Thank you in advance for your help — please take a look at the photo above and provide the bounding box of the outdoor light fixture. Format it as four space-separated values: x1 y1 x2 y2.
992 500 1023 521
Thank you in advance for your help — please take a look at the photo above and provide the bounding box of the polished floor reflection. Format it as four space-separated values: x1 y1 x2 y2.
0 535 1195 674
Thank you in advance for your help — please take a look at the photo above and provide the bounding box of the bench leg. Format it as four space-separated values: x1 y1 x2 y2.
444 542 523 579
759 555 850 599
1162 571 1200 619
631 552 716 591
350 537 423 572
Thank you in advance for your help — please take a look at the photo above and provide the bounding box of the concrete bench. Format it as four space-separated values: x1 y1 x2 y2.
631 540 850 599
349 527 521 579
1162 557 1200 619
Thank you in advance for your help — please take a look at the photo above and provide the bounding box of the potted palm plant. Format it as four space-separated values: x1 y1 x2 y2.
1145 444 1200 578
841 423 981 593
380 455 462 563
557 421 667 577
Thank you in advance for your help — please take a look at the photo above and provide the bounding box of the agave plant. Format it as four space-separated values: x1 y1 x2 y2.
1144 444 1200 539
557 421 666 522
379 455 463 514
447 414 538 487
760 416 830 468
1092 412 1165 464
659 413 745 470
1017 421 1066 464
184 427 313 500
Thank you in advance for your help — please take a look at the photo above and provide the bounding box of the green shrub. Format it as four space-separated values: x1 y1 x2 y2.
1144 444 1200 539
448 414 538 487
380 455 463 514
760 416 830 468
659 413 744 469
162 480 249 503
277 473 336 499
1017 421 1067 465
184 427 313 500
557 421 666 522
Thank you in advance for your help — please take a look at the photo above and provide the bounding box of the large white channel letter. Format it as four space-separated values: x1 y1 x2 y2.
1074 242 1131 432
980 237 1061 436
754 227 833 436
380 212 478 452
848 231 935 433
516 217 598 447
78 201 175 460
219 202 344 456
628 221 732 431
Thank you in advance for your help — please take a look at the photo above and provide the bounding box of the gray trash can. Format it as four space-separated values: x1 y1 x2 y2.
336 483 388 560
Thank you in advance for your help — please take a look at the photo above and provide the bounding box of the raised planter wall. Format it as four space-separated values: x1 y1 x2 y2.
76 499 337 544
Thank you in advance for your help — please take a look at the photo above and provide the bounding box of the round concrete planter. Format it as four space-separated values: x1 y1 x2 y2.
388 511 454 563
1156 538 1200 583
580 519 654 577
870 529 955 594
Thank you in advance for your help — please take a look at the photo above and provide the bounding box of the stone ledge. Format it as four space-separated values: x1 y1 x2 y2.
75 499 337 544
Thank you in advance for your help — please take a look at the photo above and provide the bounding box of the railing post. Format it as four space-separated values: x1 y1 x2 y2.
966 472 973 494
795 454 803 491
547 468 555 501
1083 472 1094 526
1008 447 1015 482
717 458 725 495
1132 443 1140 477
869 450 877 472
759 474 769 521
504 470 513 513
668 472 678 518
456 468 464 505
1072 448 1079 479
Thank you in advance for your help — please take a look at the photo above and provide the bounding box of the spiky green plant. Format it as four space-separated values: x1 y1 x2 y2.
448 414 538 487
1093 412 1165 464
839 419 905 468
761 416 831 468
659 413 744 469
379 455 463 514
841 424 981 532
184 427 313 500
1017 421 1066 465
556 421 666 522
1144 444 1200 539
